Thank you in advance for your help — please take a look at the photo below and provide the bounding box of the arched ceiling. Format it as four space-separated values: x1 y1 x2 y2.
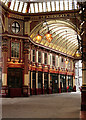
1 0 78 13
30 20 80 57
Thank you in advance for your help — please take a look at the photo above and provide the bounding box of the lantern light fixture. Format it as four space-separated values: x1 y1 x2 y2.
65 58 69 64
36 31 42 41
76 49 81 57
36 21 52 42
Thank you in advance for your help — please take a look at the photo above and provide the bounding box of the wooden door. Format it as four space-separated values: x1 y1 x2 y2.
7 68 22 97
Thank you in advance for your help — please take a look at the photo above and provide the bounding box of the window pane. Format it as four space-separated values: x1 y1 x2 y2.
60 1 64 11
11 42 19 58
52 55 55 66
74 0 77 9
39 3 42 12
34 3 38 13
56 1 59 11
38 51 41 63
10 0 15 10
14 1 19 11
47 2 51 12
18 1 23 12
65 0 68 10
44 53 47 64
43 2 46 12
51 1 55 11
16 28 19 33
30 3 34 13
12 28 15 33
69 0 72 10
33 50 35 62
22 3 27 13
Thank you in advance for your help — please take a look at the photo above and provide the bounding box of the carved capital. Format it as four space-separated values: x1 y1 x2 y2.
24 40 29 50
2 37 8 52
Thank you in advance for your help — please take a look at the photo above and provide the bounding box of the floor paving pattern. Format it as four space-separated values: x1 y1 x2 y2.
1 92 83 119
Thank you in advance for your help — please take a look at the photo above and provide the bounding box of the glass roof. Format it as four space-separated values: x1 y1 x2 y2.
1 0 78 13
30 20 80 56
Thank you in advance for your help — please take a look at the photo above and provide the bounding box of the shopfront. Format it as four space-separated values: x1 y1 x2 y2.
68 75 73 91
50 73 59 93
38 71 43 94
32 71 36 95
7 68 22 97
60 74 66 92
44 72 48 94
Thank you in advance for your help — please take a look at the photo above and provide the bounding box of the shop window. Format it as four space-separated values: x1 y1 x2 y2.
68 60 70 69
44 73 48 94
32 72 36 89
52 55 55 66
68 75 73 87
50 55 52 65
11 42 19 58
38 72 42 89
32 49 35 62
44 53 47 64
38 51 41 63
61 58 64 62
56 56 58 66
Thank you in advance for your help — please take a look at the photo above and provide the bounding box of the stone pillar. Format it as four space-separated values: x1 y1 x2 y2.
36 71 38 95
58 74 61 93
2 37 8 97
42 72 44 94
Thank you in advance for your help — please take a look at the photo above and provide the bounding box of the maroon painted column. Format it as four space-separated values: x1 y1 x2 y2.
23 39 29 97
78 1 86 111
1 37 8 97
81 31 86 110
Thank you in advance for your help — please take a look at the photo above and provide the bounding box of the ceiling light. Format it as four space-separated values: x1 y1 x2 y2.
36 31 42 41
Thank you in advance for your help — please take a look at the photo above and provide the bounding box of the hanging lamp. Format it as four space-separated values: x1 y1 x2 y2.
45 21 52 42
36 31 42 41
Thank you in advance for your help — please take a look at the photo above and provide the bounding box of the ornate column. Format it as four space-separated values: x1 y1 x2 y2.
30 70 32 95
58 74 61 93
81 30 86 111
23 39 29 97
42 72 44 94
2 37 8 97
66 75 68 92
48 73 52 94
36 71 38 95
79 2 86 111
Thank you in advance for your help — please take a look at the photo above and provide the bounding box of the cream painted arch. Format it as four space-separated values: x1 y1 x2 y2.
30 20 80 57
